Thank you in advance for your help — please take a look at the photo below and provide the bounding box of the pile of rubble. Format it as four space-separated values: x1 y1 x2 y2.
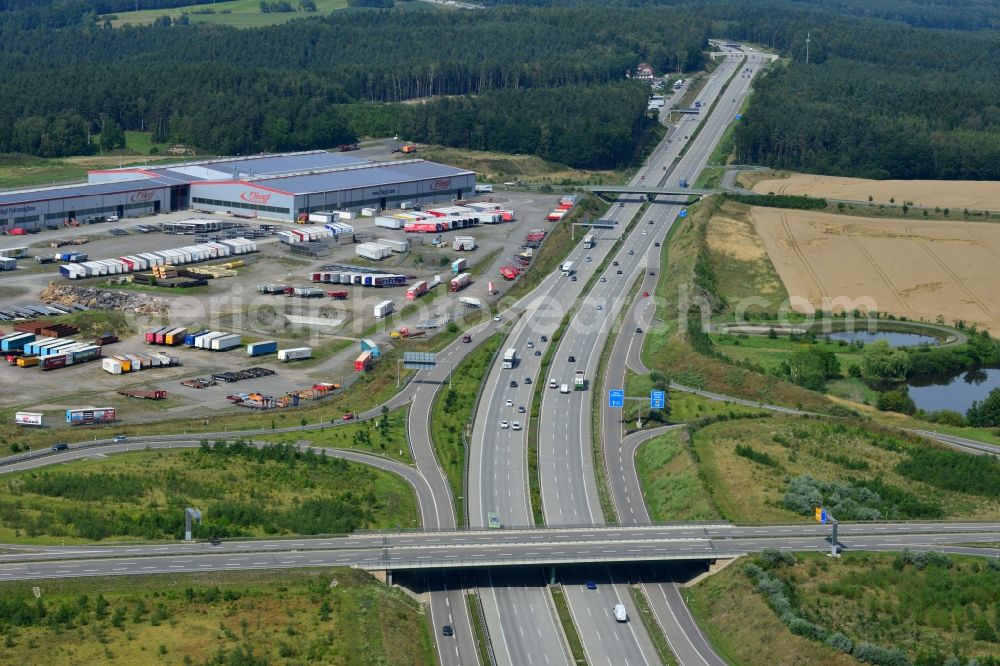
40 282 169 316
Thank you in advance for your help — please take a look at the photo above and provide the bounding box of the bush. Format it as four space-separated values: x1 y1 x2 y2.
852 642 912 666
876 388 916 415
758 548 796 569
827 632 853 653
735 444 783 469
789 617 827 641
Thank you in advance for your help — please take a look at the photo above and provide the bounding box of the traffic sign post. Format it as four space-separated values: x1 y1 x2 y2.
608 390 625 408
815 506 839 557
650 390 666 410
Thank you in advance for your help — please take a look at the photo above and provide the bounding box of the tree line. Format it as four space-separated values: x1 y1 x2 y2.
0 5 707 159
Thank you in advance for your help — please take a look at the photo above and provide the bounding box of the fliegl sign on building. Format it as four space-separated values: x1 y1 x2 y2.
240 190 273 205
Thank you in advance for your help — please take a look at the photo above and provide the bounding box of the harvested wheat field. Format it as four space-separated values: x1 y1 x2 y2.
750 207 1000 333
752 173 1000 212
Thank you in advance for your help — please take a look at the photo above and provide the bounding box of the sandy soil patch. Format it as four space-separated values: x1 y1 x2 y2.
707 213 768 263
752 173 1000 212
750 207 1000 333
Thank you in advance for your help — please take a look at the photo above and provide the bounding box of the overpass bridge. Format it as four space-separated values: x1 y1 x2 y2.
583 184 720 202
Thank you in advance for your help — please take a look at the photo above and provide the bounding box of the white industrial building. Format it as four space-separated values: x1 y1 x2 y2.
0 150 476 231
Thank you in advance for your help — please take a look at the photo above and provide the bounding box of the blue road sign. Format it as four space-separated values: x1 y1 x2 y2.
650 390 666 409
821 509 828 525
609 389 625 408
679 209 688 218
736 113 743 120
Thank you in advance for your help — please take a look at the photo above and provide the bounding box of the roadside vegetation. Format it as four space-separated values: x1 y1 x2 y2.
684 417 1000 524
634 430 720 522
0 568 433 666
106 0 348 28
430 332 503 524
690 551 1000 666
0 443 418 544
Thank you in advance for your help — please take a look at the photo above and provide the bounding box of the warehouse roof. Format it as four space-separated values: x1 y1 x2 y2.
0 177 174 206
233 159 474 195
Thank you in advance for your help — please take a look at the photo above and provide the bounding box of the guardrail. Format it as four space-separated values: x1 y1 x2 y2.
472 586 497 666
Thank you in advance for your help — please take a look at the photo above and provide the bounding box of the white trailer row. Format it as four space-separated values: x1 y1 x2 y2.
59 238 256 279
102 351 180 374
375 238 409 253
278 227 334 244
356 242 393 261
374 216 404 230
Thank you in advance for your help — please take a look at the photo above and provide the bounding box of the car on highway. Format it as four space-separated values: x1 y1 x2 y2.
209 537 222 546
586 581 597 590
549 379 558 388
648 220 654 224
560 384 571 394
643 291 649 297
518 405 526 413
618 202 624 207
655 242 661 247
613 261 619 266
534 350 542 356
505 399 513 407
571 275 577 281
628 249 634 255
112 435 127 443
509 380 518 388
499 420 509 429
568 355 576 362
524 377 532 384
494 315 502 322
642 230 647 235
586 256 592 262
462 335 472 343
51 442 68 452
512 421 522 431
540 335 548 342
616 270 623 275
527 341 534 348
636 327 643 333
596 304 603 311
600 277 607 282
342 412 355 421
442 625 454 637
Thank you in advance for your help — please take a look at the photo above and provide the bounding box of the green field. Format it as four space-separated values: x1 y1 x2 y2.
709 332 866 376
107 0 349 28
0 568 433 666
430 333 502 523
0 154 88 188
689 416 1000 524
689 552 1000 666
0 445 418 544
622 370 767 425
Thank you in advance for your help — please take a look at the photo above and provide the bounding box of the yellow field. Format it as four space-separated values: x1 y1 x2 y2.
750 207 1000 333
752 173 1000 212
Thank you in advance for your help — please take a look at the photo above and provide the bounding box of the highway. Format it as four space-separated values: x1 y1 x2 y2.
533 48 760 665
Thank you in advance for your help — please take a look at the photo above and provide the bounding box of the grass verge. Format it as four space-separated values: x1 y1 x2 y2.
549 586 587 665
0 568 433 666
262 405 413 464
466 592 493 666
634 430 721 522
629 585 679 666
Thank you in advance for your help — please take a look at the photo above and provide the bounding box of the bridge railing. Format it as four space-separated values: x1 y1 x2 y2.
359 548 745 571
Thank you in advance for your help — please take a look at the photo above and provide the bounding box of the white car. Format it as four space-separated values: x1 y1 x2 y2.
499 420 509 429
494 316 502 322
527 341 534 348
549 379 559 389
505 399 513 407
512 421 522 431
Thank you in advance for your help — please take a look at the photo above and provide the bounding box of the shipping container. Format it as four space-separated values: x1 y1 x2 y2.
406 281 428 300
1 333 34 352
277 347 312 362
183 329 209 346
14 411 43 426
354 351 373 372
66 406 116 425
164 327 188 346
247 340 278 357
210 333 242 351
449 272 471 292
309 211 338 224
146 326 169 344
196 331 226 349
373 299 395 319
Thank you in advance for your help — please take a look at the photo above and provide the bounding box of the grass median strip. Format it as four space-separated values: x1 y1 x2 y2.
629 585 679 666
466 592 493 666
549 586 587 665
430 333 503 524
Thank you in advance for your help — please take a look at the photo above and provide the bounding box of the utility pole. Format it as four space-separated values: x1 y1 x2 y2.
805 32 811 65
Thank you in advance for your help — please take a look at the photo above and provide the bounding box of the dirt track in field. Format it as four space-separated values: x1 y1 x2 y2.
750 207 1000 333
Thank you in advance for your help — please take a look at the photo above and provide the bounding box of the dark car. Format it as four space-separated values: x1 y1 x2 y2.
655 242 661 247
509 380 518 388
524 377 532 385
51 442 68 452
648 220 654 225
616 270 623 275
568 355 576 362
442 625 454 637
635 327 643 334
462 335 472 343
586 581 598 590
209 538 222 546
540 335 548 342
612 261 619 267
534 350 541 356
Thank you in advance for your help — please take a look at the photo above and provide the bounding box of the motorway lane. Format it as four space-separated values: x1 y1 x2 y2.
536 51 751 665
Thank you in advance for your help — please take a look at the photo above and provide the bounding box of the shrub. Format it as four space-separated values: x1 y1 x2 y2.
852 642 912 666
758 548 796 569
827 632 853 653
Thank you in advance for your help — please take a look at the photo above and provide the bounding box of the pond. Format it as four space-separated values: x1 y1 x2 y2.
825 330 938 348
908 367 1000 413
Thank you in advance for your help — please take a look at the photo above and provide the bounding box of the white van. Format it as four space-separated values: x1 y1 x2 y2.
613 604 628 622
560 384 570 394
